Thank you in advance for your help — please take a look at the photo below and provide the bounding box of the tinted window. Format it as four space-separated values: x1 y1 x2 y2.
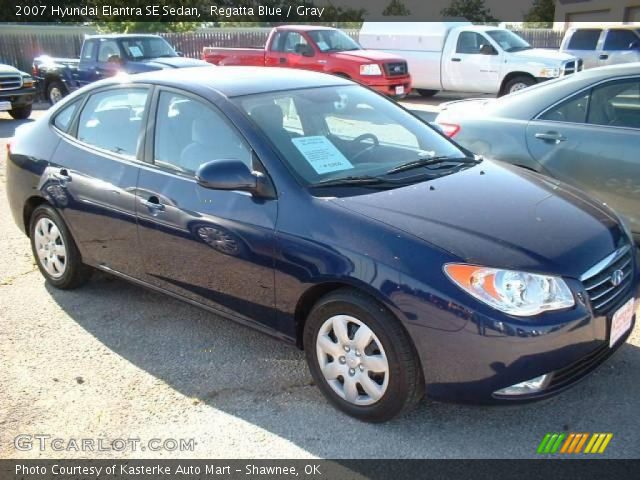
603 29 639 50
540 93 589 123
53 100 80 132
154 92 252 175
456 32 489 54
587 79 640 129
81 40 96 61
567 29 601 50
77 88 148 156
98 40 121 62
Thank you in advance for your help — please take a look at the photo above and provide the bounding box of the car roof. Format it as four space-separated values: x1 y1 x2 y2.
85 34 163 39
96 66 353 98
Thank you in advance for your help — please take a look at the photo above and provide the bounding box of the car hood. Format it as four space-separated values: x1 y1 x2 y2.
334 49 407 63
510 48 577 64
331 161 625 278
138 57 212 69
0 64 21 75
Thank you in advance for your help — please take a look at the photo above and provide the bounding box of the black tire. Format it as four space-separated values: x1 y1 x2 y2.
29 204 92 290
417 89 438 98
303 288 424 422
46 80 67 105
502 75 536 96
8 105 32 120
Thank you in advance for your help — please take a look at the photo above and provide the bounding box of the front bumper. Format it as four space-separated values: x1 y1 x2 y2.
364 75 412 97
407 258 639 404
0 86 37 107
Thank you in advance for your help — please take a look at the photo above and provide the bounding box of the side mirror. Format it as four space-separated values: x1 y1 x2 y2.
480 44 497 55
629 41 640 50
295 44 314 57
175 50 184 57
196 159 275 199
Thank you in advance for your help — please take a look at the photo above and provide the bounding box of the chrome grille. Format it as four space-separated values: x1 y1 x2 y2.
0 75 22 91
384 62 407 77
581 245 634 315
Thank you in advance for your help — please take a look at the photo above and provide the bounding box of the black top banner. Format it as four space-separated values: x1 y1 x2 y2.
0 0 636 23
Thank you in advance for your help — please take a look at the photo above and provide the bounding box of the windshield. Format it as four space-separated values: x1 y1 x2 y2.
487 30 532 52
308 30 361 52
234 86 470 189
120 37 177 60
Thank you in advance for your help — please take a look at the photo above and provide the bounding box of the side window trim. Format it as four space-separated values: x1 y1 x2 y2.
145 86 258 178
69 84 153 162
50 97 84 135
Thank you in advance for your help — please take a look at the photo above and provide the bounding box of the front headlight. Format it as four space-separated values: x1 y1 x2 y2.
22 76 34 87
539 67 560 78
444 264 575 316
359 64 382 76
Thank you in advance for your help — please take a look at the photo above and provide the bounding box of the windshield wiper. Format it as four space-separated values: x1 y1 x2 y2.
311 175 403 188
385 156 480 175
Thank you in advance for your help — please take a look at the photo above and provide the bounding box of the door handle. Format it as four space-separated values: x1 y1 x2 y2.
279 57 287 64
599 54 609 60
140 196 165 212
535 132 567 143
451 58 461 62
53 169 72 182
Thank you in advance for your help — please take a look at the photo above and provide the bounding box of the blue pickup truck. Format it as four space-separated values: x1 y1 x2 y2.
33 34 211 104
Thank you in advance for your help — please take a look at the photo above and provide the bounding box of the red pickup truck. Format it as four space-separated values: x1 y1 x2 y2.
202 25 411 97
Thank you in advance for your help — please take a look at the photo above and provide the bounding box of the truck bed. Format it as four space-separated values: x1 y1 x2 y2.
202 47 266 67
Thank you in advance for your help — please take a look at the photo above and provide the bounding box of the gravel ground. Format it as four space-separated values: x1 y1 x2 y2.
1 100 639 460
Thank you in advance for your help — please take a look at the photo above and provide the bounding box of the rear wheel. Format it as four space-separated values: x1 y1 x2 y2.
46 80 67 105
303 289 424 422
417 89 438 98
29 204 92 289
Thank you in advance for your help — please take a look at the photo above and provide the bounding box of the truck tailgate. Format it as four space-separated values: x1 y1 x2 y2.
202 47 266 66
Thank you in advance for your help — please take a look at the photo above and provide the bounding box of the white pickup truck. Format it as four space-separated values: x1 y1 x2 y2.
359 22 582 96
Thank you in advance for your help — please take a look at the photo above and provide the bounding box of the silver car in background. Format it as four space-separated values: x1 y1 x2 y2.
561 26 640 69
435 63 640 242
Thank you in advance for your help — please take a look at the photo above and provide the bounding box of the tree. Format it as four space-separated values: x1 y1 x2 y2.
382 0 411 16
524 0 555 28
440 0 499 23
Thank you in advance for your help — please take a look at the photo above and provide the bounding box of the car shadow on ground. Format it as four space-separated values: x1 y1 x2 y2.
44 271 640 458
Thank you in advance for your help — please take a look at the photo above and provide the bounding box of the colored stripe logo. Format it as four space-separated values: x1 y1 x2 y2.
537 433 613 454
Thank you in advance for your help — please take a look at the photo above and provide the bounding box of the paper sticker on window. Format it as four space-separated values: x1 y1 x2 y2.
292 136 354 175
127 45 144 58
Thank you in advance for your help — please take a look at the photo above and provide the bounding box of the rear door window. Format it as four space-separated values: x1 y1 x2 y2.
540 93 590 124
587 79 640 129
567 29 602 50
603 30 639 50
53 100 81 132
77 88 149 157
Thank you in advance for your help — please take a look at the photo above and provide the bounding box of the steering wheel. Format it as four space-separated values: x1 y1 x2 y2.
351 133 380 161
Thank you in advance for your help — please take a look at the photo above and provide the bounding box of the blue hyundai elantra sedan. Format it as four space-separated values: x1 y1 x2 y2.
6 67 638 422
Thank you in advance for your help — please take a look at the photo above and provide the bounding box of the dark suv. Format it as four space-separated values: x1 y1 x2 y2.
0 63 36 119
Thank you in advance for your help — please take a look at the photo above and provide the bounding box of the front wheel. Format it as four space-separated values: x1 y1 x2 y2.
9 105 32 120
29 204 92 289
502 76 536 96
46 80 67 105
303 289 424 422
417 89 438 98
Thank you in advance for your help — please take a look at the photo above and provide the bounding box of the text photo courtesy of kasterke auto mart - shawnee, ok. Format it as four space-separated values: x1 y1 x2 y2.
1 0 639 478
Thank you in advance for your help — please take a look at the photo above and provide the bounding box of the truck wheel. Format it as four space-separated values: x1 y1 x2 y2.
503 76 535 95
9 105 32 120
417 89 438 98
303 288 424 422
47 81 67 105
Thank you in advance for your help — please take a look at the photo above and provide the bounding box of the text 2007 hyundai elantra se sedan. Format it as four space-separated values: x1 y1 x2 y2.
6 67 639 422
